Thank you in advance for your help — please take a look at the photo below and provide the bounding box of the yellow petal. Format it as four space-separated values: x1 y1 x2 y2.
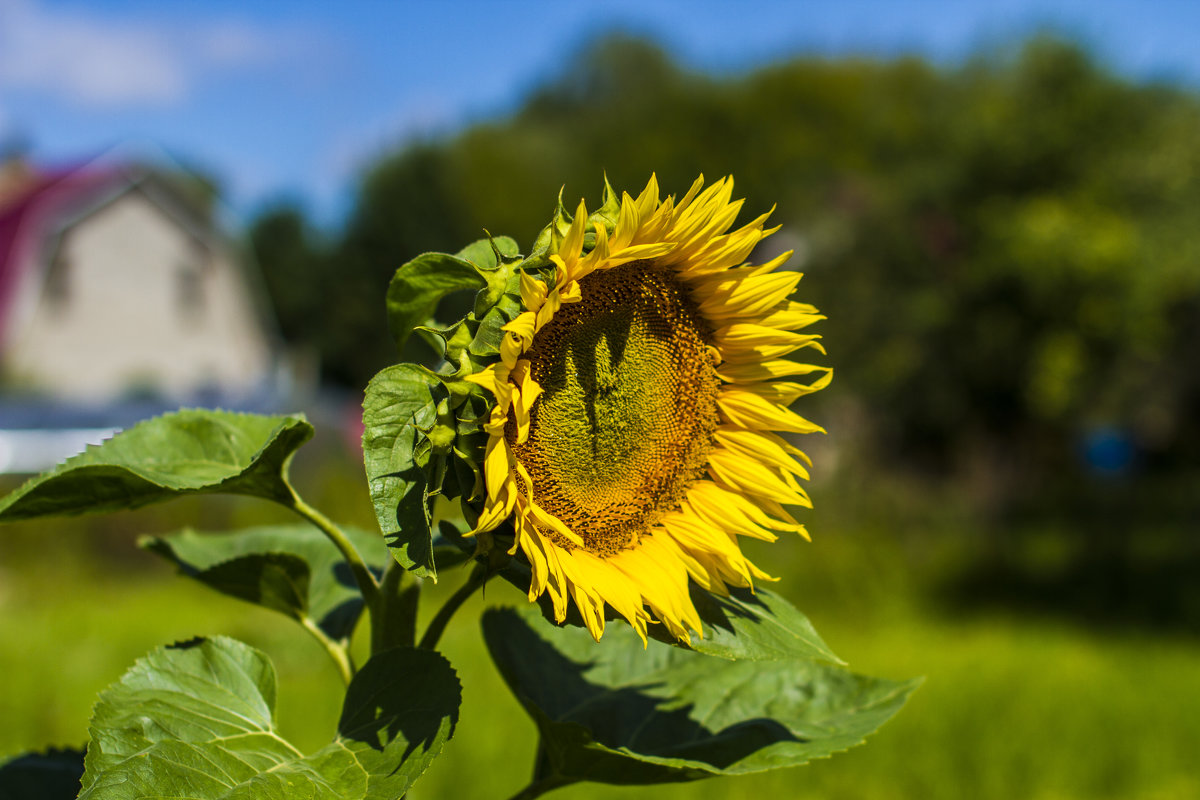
519 270 548 311
483 436 513 498
559 198 589 263
718 360 829 383
713 427 811 480
698 272 802 319
707 448 812 507
526 499 585 548
718 388 826 434
634 173 660 222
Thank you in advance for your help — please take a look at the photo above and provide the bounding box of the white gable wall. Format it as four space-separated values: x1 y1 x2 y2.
4 190 274 403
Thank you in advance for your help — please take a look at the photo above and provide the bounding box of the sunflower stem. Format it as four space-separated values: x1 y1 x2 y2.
286 491 382 630
418 562 488 650
298 616 355 685
372 559 421 653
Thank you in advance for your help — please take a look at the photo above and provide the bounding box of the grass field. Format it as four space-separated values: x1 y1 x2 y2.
1 450 1197 800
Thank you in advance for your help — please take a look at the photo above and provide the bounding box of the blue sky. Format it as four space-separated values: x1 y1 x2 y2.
3 0 1198 226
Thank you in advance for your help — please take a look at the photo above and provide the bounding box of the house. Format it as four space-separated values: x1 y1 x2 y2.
0 154 297 470
0 156 286 406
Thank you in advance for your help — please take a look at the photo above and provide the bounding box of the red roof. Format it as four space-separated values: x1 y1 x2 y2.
0 164 126 339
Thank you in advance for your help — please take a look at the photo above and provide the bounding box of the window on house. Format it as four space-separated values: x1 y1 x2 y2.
179 266 203 311
179 245 209 323
44 249 70 310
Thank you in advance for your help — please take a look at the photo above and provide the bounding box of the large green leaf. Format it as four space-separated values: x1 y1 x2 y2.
0 747 85 800
141 524 389 641
0 410 312 521
483 606 918 787
362 364 442 578
80 637 460 800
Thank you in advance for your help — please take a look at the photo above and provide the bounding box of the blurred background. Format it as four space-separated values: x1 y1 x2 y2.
1 1 1198 798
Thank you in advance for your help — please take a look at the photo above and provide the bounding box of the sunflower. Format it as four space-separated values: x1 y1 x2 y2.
466 175 830 643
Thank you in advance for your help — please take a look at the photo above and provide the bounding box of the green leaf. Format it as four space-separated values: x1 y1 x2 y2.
141 524 389 641
483 606 918 786
386 252 487 351
683 585 844 664
80 637 460 800
0 410 312 521
336 645 460 799
0 747 85 800
362 364 442 578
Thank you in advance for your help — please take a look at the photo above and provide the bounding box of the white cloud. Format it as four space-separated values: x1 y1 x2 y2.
0 0 309 108
194 19 307 68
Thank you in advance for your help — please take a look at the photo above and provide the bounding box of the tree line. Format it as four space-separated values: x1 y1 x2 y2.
251 34 1200 502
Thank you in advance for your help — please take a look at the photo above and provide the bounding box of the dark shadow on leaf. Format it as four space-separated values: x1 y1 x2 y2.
331 560 369 588
331 555 384 587
689 585 765 636
319 597 364 639
383 464 433 569
337 648 460 763
487 608 804 771
437 519 473 552
320 559 376 639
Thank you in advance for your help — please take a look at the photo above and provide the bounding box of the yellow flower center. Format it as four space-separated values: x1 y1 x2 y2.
509 261 720 556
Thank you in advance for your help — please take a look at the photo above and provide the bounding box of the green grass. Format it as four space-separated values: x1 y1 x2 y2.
1 457 1197 800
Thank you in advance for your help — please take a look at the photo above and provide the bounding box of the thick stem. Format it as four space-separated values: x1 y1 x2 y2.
418 563 488 650
372 559 421 654
299 616 355 685
287 492 381 617
379 556 405 600
392 580 421 647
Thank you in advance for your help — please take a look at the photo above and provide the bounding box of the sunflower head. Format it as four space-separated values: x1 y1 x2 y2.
396 175 830 644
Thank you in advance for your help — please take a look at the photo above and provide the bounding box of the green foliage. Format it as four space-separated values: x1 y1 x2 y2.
141 524 388 641
7 502 1200 800
365 236 529 582
0 310 914 797
0 410 312 520
362 364 443 578
483 606 917 788
79 637 459 800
